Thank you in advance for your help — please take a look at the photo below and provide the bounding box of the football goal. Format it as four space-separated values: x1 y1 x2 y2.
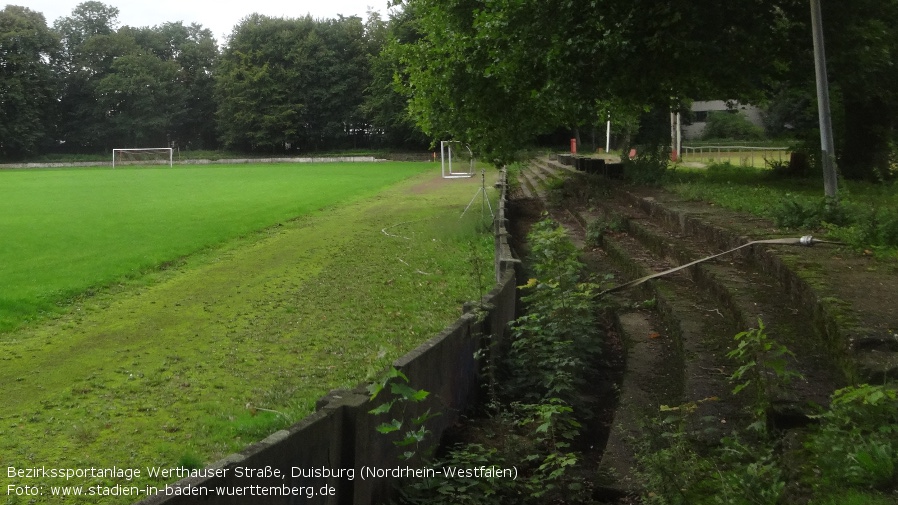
440 141 475 178
112 148 173 168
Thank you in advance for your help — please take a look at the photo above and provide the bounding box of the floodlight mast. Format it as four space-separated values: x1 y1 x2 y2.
810 0 838 202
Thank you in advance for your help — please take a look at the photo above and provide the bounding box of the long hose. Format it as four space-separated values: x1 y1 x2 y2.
597 236 839 297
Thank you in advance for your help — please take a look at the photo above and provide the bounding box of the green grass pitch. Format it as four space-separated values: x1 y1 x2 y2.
0 162 429 332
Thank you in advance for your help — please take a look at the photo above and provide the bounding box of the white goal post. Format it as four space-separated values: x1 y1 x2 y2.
112 148 173 168
440 141 475 179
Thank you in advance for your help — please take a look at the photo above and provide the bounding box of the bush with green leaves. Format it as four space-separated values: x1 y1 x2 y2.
395 217 600 505
585 214 626 247
770 195 848 230
636 322 898 503
367 367 439 461
506 217 602 411
624 147 670 186
399 400 590 505
702 111 765 141
805 384 898 490
727 319 803 433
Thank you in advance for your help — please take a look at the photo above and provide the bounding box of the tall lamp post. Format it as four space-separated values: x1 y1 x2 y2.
810 0 838 202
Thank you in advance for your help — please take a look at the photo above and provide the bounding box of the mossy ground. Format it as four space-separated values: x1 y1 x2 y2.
0 169 498 504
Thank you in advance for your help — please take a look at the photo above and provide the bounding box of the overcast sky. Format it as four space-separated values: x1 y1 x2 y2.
24 0 395 42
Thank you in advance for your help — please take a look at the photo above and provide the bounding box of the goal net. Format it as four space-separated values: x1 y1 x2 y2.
440 141 475 178
112 148 173 168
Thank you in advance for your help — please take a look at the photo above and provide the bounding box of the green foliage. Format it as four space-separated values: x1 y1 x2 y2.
398 216 598 505
624 147 670 186
634 407 719 505
0 6 60 158
666 166 898 256
515 400 589 502
701 111 765 142
368 367 439 460
361 9 429 150
636 401 788 505
727 319 803 433
50 3 219 151
216 14 370 152
771 196 848 229
507 218 602 410
811 490 896 505
805 384 898 490
400 401 590 505
637 323 898 503
585 214 626 247
399 443 512 505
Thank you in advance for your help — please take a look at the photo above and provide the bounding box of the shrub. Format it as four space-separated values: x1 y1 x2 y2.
507 218 602 410
702 111 765 141
624 147 670 186
770 196 848 229
805 384 898 490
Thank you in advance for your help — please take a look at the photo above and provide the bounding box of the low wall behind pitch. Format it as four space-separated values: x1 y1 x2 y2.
135 170 518 505
0 156 380 169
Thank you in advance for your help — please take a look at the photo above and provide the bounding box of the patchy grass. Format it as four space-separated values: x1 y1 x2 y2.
0 162 428 332
666 163 898 258
0 169 498 504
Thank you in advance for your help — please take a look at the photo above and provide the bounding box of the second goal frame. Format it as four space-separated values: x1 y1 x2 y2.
440 141 475 179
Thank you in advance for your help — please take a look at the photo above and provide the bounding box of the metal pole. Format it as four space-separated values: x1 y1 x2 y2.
675 112 681 161
605 115 611 153
810 0 838 201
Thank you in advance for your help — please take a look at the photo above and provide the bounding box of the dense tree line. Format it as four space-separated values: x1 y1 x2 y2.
2 1 896 179
0 1 418 159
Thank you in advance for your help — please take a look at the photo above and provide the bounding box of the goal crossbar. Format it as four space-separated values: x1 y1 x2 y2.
112 148 173 168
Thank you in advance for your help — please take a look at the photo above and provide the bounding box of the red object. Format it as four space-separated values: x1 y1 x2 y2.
570 138 577 154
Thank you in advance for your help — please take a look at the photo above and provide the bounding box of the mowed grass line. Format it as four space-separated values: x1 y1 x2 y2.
0 163 428 332
0 170 498 504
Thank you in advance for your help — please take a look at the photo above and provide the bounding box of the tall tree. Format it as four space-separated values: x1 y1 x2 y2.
52 1 121 151
0 6 60 158
216 14 372 152
821 0 898 180
129 22 219 148
362 9 428 149
215 14 308 152
391 0 803 165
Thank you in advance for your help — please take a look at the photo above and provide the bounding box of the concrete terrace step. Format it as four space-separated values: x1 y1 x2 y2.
522 156 851 496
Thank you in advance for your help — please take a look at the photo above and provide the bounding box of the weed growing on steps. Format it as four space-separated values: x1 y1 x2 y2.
805 384 898 492
390 217 604 504
507 217 604 413
727 319 803 434
634 322 898 504
585 214 627 247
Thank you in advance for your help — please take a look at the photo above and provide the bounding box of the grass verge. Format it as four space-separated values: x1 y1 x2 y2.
665 163 898 259
0 168 499 504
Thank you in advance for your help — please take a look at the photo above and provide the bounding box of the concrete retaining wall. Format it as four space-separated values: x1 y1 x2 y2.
136 171 518 505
